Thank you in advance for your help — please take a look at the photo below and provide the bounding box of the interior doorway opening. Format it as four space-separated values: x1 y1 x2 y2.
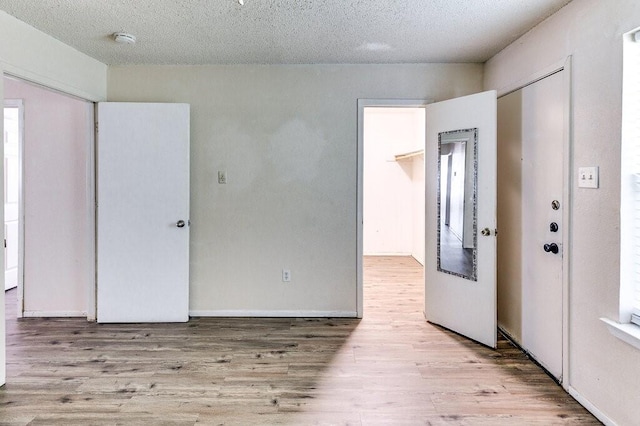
357 100 428 317
3 100 22 294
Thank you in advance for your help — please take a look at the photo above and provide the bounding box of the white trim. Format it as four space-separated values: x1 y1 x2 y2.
363 252 413 256
601 317 640 351
190 310 358 318
23 311 87 318
568 385 617 426
561 56 573 391
85 102 96 321
1 66 105 103
356 98 431 318
495 57 569 98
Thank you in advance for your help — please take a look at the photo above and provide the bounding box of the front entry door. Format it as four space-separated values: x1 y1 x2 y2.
520 71 564 379
96 102 190 323
425 91 498 348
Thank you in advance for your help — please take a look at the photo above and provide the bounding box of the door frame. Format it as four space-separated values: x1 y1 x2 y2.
496 56 572 388
356 99 430 318
3 74 97 321
4 98 24 314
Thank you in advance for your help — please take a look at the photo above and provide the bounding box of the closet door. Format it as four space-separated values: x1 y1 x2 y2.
97 102 190 323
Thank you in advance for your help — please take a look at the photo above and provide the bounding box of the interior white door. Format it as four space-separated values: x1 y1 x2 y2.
97 102 190 323
521 71 564 379
4 104 20 291
425 91 497 348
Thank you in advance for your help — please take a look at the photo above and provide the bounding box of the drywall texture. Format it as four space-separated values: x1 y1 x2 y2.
4 77 93 316
108 64 482 315
0 11 106 101
0 0 571 65
363 107 424 258
485 1 640 424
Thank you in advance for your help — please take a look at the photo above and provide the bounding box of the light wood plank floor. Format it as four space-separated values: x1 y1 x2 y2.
1 256 598 425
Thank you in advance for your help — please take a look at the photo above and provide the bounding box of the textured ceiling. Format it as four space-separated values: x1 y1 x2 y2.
0 0 571 65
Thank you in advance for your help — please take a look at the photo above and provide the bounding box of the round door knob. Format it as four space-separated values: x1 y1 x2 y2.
481 228 491 236
543 243 559 254
176 220 186 228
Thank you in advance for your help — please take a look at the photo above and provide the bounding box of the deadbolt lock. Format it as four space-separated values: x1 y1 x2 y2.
551 200 560 210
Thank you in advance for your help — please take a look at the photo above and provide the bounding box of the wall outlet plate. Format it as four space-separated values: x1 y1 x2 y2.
578 166 598 188
218 171 227 184
282 269 291 282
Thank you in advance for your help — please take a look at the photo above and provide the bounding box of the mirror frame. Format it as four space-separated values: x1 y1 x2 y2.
436 128 478 281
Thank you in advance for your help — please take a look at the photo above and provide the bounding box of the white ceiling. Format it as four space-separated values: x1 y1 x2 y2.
0 0 571 65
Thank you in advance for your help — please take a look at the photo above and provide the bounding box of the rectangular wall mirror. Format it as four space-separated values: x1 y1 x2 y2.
437 128 478 281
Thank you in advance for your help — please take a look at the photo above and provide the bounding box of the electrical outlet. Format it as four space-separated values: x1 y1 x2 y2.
578 166 598 188
218 171 227 184
282 269 291 282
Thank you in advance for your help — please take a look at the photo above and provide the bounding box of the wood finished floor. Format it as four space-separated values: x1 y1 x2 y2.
1 256 598 425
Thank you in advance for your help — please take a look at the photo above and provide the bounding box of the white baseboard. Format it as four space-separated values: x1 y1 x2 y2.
22 311 87 318
189 310 358 318
363 252 412 256
568 386 616 426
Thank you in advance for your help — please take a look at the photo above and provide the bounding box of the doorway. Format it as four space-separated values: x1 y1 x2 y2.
3 75 95 319
3 100 22 293
357 100 428 317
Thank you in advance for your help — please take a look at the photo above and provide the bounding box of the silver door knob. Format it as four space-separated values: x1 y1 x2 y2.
176 220 186 228
481 228 491 236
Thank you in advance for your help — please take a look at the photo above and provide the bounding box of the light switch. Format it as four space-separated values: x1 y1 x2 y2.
578 166 598 189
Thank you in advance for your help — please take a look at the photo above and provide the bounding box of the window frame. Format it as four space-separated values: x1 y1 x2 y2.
602 26 640 350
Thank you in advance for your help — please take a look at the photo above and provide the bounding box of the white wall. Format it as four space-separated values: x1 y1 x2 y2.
411 152 425 265
0 10 107 385
364 107 424 258
108 64 482 316
485 1 640 424
5 77 93 317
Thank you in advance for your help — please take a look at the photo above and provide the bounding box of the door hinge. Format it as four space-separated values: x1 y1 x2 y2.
95 122 99 133
4 238 6 248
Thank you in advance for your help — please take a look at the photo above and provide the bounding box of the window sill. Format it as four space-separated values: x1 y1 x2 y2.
601 317 640 351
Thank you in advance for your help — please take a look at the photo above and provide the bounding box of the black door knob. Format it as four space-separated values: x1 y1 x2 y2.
544 243 559 254
550 222 559 232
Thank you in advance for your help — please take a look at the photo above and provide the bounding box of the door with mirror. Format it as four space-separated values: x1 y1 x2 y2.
425 90 497 348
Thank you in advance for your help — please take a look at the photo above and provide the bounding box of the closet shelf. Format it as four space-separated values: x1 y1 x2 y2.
394 149 424 162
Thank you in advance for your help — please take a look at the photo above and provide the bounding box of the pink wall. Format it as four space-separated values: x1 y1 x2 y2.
4 77 93 316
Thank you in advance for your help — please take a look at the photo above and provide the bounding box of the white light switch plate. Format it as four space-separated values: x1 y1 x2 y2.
578 166 599 188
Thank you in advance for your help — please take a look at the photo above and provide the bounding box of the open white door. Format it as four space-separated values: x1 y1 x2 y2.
425 91 497 348
97 102 190 323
